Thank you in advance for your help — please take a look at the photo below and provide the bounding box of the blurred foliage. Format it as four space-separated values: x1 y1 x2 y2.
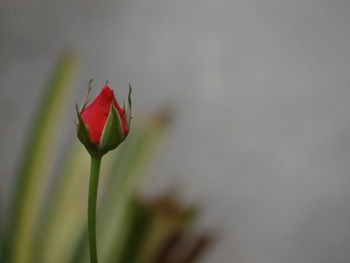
0 54 212 263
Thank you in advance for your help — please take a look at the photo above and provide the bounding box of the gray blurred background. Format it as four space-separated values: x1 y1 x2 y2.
1 0 350 262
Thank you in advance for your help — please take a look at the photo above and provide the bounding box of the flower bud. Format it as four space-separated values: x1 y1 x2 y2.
76 83 132 157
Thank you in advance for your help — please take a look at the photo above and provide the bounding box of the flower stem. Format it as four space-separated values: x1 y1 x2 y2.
88 156 102 263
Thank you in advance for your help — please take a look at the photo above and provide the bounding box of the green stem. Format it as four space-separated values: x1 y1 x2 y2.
88 156 102 263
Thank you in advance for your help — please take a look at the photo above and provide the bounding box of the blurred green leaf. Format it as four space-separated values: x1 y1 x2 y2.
8 53 77 263
38 143 90 263
0 229 3 262
39 141 118 263
101 118 169 263
111 198 152 263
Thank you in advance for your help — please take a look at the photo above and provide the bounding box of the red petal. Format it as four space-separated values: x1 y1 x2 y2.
81 86 114 144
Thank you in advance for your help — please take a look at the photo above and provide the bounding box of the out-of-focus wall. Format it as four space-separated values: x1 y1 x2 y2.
2 0 350 262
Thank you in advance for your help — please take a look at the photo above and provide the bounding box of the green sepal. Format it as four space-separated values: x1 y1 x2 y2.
75 105 97 156
99 104 125 154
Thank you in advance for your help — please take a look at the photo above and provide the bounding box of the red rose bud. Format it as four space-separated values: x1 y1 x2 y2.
76 83 132 157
